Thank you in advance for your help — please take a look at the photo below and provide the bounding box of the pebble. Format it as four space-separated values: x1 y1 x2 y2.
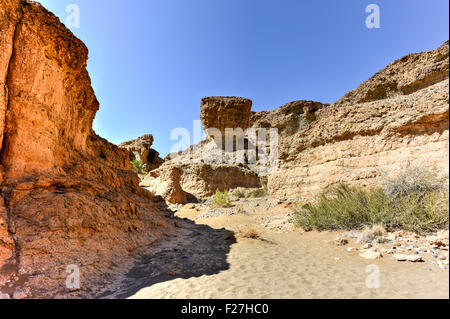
334 237 349 246
393 254 423 262
359 249 382 260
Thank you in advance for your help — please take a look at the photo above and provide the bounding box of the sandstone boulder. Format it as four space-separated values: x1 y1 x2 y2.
140 164 188 204
0 0 169 298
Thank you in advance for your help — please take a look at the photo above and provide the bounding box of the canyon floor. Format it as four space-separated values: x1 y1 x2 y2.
97 197 449 299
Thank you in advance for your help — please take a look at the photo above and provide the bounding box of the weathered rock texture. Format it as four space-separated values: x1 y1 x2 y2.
201 96 252 143
0 0 169 298
119 134 164 173
261 41 449 199
141 161 260 204
142 97 264 204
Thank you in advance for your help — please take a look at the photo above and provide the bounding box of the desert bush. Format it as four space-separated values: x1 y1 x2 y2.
247 188 267 198
381 168 446 199
132 159 145 175
233 190 246 199
293 170 449 233
210 190 232 208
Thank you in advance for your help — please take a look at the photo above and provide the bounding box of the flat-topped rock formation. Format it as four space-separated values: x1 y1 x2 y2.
0 0 170 298
143 40 449 203
201 96 252 144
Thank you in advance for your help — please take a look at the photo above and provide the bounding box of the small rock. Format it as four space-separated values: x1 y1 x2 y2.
380 248 394 255
393 254 424 262
359 250 382 260
334 237 349 246
361 243 372 249
347 247 358 252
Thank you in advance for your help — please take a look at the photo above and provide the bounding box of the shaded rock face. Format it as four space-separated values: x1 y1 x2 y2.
201 96 252 144
263 42 449 199
140 164 188 204
118 135 164 173
0 0 169 298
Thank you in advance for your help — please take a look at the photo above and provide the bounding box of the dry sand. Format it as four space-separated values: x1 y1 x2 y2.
126 201 449 299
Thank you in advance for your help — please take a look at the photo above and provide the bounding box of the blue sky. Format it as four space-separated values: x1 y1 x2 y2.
36 0 449 156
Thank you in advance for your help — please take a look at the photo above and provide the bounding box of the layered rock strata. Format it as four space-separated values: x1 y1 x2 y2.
261 41 449 199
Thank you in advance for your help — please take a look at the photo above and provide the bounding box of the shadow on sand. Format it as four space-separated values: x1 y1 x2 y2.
97 202 236 299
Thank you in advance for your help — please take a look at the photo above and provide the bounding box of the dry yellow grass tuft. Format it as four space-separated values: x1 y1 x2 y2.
237 227 261 240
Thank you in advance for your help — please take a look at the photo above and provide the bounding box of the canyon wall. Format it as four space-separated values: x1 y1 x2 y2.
255 42 449 199
0 0 169 298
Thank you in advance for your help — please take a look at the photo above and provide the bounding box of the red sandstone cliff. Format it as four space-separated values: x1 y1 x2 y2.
0 0 170 298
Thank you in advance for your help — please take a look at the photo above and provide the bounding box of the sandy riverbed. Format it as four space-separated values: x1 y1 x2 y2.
126 202 449 299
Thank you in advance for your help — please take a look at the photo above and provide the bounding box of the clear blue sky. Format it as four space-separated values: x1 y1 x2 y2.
36 0 449 156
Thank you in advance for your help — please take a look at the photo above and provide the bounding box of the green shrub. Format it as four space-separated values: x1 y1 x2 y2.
132 160 145 174
293 171 449 234
233 190 246 199
210 190 232 208
247 188 267 198
260 177 268 192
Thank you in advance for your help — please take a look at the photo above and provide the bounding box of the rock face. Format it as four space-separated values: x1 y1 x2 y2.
0 0 169 298
141 164 188 204
141 97 263 204
201 96 252 143
118 134 164 173
262 41 449 199
141 161 260 204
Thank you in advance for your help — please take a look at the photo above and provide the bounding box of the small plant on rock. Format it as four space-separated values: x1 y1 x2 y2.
132 159 145 175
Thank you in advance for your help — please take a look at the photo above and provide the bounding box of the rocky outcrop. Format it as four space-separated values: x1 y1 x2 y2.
141 43 449 204
141 161 260 204
263 41 449 199
334 41 449 106
119 134 164 173
141 96 263 204
141 164 188 204
201 96 252 144
0 0 169 298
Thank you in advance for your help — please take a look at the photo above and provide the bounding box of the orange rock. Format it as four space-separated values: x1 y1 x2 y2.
0 0 169 298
